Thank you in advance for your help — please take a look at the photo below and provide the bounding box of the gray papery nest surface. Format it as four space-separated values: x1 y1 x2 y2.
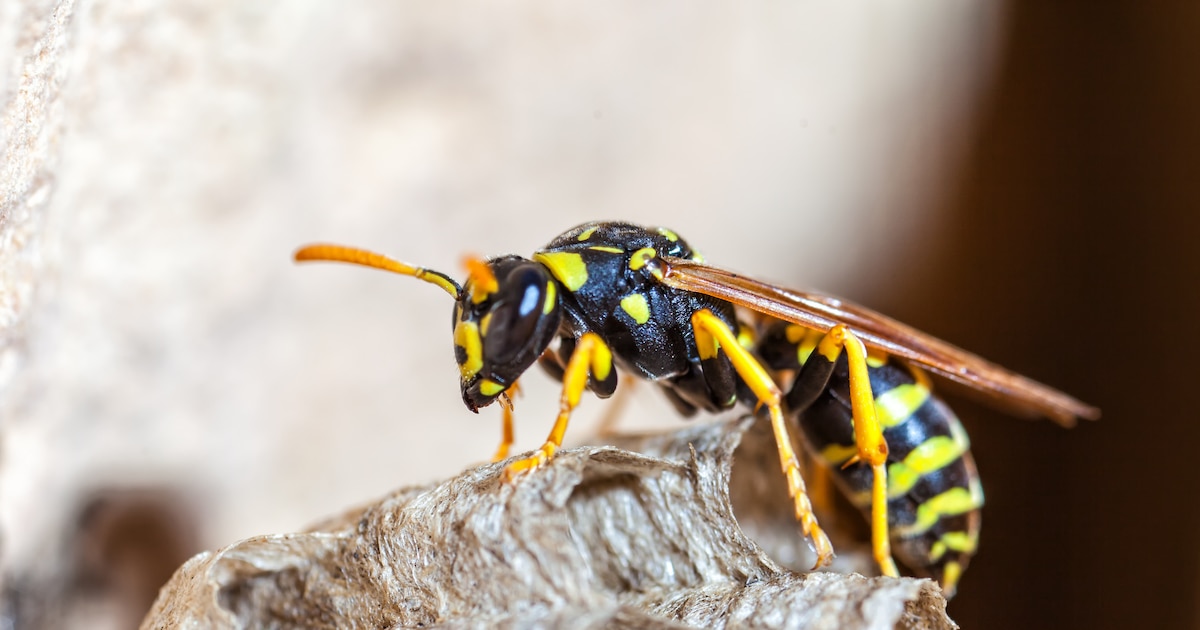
141 416 956 629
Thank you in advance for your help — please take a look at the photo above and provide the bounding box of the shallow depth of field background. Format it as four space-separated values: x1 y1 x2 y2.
1 3 1195 629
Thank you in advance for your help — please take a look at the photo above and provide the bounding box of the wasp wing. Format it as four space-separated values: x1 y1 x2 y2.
654 256 1099 427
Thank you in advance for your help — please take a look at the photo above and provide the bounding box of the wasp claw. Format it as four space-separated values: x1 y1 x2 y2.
502 443 557 482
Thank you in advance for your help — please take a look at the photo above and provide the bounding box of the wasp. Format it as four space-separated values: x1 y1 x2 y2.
294 221 1098 597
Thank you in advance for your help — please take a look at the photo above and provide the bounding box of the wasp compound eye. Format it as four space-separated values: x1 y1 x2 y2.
484 265 554 366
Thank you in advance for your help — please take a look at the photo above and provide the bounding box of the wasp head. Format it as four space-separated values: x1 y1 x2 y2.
453 255 562 412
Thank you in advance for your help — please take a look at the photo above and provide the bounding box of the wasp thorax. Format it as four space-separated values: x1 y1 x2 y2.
453 256 562 412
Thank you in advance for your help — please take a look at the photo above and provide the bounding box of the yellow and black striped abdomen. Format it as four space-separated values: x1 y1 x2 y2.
758 323 983 594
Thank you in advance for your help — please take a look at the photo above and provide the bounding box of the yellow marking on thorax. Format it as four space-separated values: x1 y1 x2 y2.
628 247 657 271
543 281 557 315
588 245 624 254
656 227 680 242
454 321 483 379
576 226 598 241
619 293 651 325
534 251 588 291
479 379 505 397
480 312 494 336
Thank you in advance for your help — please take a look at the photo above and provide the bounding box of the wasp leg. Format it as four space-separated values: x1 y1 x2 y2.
814 325 898 578
491 383 521 462
690 309 834 570
541 343 629 438
759 326 846 531
536 347 566 381
504 332 614 480
660 387 700 417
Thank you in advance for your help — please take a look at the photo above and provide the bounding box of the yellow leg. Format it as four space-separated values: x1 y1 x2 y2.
806 455 836 521
504 333 612 480
824 325 899 578
491 383 521 462
692 309 834 569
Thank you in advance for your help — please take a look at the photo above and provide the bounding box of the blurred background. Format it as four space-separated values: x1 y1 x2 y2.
1 2 1195 628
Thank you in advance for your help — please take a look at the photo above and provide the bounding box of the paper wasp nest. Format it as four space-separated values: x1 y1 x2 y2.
141 417 955 629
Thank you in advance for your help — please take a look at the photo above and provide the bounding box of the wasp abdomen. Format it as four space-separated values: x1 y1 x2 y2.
758 323 983 595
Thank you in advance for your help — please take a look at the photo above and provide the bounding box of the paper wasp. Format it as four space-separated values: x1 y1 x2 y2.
294 221 1098 596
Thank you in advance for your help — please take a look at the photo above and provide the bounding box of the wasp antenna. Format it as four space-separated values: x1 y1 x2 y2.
294 243 462 299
